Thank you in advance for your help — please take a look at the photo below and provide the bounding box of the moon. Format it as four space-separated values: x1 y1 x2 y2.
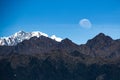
79 19 92 28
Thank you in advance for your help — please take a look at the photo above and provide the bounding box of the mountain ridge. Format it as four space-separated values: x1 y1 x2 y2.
0 32 120 60
0 31 62 46
0 32 120 80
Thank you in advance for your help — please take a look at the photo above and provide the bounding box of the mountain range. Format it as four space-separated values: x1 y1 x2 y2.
0 31 120 80
0 31 62 46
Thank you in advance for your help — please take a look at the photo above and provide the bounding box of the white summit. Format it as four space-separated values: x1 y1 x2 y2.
51 35 62 42
0 31 62 46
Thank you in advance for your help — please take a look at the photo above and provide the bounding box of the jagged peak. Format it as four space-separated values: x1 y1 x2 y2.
14 30 26 37
0 31 62 46
96 33 112 39
86 33 113 48
96 33 105 37
17 30 25 33
61 38 72 42
61 38 75 45
90 33 113 42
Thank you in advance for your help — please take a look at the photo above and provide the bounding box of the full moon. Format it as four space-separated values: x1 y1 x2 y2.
79 19 92 28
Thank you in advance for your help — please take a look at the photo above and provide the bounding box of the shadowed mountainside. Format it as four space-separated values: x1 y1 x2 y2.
0 33 120 80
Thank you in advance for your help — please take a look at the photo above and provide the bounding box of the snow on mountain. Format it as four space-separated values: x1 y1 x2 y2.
31 31 48 37
51 35 62 42
0 31 62 46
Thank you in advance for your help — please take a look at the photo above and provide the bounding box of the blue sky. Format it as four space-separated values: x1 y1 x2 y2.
0 0 120 44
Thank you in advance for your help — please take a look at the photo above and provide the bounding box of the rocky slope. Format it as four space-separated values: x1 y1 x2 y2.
80 33 120 59
0 32 120 80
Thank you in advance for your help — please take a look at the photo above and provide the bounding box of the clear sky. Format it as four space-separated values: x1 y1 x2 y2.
0 0 120 44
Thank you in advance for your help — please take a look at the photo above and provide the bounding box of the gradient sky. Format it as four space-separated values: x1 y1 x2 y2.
0 0 120 44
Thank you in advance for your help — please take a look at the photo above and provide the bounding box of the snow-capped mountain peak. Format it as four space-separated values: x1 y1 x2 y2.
0 31 62 46
51 35 62 42
31 31 48 37
14 31 26 37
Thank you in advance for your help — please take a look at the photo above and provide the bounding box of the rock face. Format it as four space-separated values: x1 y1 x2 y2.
0 36 80 55
0 32 120 80
80 33 120 59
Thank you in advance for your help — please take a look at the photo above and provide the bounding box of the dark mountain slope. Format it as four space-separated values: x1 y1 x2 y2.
0 36 80 55
79 33 120 59
0 33 120 80
0 53 120 80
